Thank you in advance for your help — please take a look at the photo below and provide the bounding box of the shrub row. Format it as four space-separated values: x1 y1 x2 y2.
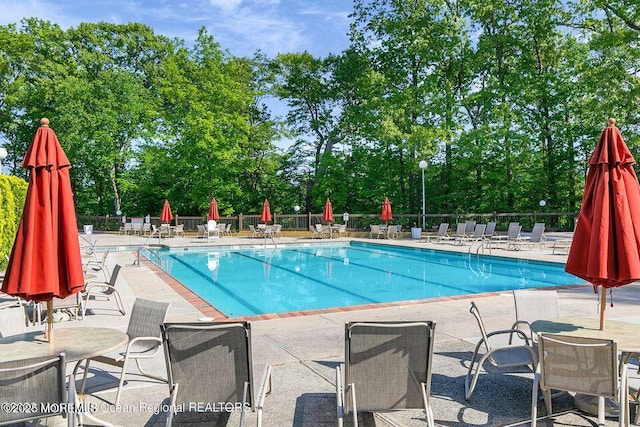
0 175 28 269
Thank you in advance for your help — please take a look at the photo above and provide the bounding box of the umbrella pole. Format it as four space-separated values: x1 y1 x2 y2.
46 300 54 342
599 287 606 331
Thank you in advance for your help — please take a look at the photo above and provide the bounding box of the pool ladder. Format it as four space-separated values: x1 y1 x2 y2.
468 238 490 258
135 245 161 267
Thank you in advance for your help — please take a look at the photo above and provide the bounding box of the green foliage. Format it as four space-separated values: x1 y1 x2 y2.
1 3 640 221
0 175 27 269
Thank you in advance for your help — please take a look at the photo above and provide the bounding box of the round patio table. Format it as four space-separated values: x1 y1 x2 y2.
0 326 128 363
0 327 128 427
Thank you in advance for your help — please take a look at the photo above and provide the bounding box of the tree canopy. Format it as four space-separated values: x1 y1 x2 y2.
0 1 639 219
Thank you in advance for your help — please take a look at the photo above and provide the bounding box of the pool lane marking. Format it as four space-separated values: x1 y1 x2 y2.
234 251 380 304
291 248 477 295
344 245 573 286
168 253 264 315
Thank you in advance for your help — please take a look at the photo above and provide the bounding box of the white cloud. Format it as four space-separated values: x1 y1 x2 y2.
208 0 243 13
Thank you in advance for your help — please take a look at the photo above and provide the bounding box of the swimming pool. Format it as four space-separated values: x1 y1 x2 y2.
147 241 582 317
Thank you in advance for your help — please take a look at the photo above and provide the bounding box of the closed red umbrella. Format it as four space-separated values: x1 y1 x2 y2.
1 118 84 341
208 198 220 221
565 119 640 330
160 199 173 223
323 198 334 223
381 197 393 224
260 199 271 223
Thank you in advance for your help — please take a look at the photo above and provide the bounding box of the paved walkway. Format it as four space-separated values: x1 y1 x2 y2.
20 231 640 426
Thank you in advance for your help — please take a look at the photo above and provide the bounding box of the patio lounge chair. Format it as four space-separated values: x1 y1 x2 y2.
465 301 537 400
0 353 72 426
511 290 560 344
489 223 522 250
421 222 450 243
336 321 436 427
196 224 206 238
455 223 486 246
80 298 170 405
161 321 273 427
483 221 497 240
440 222 466 244
519 223 546 250
82 264 126 317
531 334 627 427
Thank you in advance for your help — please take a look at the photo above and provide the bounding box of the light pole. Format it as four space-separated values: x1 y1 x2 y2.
419 160 428 229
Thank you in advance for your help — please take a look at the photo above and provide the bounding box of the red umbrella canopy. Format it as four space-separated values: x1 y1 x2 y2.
208 198 220 221
1 118 84 302
160 199 173 223
323 198 334 223
565 119 640 328
381 197 393 222
260 199 272 223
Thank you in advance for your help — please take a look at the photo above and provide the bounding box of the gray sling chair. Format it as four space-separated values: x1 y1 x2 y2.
0 352 73 427
510 290 560 344
161 321 273 427
466 301 537 400
336 321 436 427
82 264 126 317
80 298 170 405
532 334 627 427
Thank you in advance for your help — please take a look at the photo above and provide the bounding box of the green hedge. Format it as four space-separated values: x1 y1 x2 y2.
0 175 28 270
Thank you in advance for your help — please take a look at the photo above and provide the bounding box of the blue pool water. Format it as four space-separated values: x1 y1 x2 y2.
147 241 582 317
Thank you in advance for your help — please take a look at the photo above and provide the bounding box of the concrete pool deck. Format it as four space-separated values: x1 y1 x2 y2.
25 231 640 426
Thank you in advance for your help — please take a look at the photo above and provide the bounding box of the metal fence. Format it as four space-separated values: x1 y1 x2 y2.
78 211 577 233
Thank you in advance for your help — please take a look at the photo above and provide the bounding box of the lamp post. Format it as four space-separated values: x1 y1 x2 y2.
419 160 428 229
538 200 546 223
294 205 300 230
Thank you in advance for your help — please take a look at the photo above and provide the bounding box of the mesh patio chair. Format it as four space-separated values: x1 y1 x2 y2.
207 220 219 240
336 321 437 427
0 304 27 337
510 290 560 344
466 301 537 400
0 352 72 426
82 264 126 317
83 249 110 282
172 224 185 237
81 298 170 405
532 334 626 427
161 321 273 427
50 293 85 321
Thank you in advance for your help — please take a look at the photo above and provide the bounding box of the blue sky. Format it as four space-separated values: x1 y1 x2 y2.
0 0 353 58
